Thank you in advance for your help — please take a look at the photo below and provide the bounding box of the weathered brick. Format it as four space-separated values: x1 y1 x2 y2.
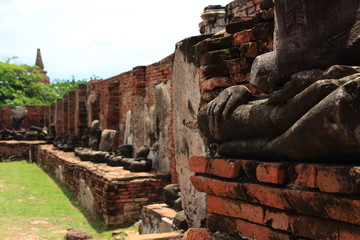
183 228 213 240
236 218 292 240
200 48 240 66
294 164 318 189
252 21 274 40
200 63 230 80
207 158 242 178
191 175 360 226
233 29 254 46
207 195 264 223
240 42 258 58
200 77 234 91
264 209 291 231
189 156 209 174
316 166 360 194
256 162 289 184
207 213 238 236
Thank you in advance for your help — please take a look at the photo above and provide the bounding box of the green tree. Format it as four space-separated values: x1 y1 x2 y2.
0 61 57 106
50 78 88 98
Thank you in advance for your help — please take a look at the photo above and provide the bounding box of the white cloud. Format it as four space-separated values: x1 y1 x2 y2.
0 0 231 80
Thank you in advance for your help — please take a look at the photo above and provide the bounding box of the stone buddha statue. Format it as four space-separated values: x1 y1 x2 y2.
198 0 360 160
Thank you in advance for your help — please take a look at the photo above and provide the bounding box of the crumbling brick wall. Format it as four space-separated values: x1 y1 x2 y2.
188 156 360 239
37 145 170 229
0 105 45 131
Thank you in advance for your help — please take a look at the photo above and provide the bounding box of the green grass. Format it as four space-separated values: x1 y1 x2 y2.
0 161 137 240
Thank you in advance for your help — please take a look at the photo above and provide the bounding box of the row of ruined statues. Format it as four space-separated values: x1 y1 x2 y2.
198 0 360 161
49 120 160 173
1 107 159 172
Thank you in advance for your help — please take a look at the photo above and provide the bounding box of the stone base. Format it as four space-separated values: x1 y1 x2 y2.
124 232 182 240
189 156 360 240
139 204 177 235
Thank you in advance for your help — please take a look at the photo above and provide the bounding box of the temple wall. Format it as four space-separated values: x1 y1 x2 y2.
1 0 359 238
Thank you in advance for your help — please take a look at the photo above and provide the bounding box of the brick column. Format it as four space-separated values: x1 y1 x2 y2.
62 94 68 137
75 84 87 144
54 99 63 136
67 91 76 140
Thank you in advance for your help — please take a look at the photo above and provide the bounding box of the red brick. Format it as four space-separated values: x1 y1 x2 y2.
294 164 318 189
240 42 258 58
256 162 288 184
290 215 339 239
231 73 250 83
207 213 237 236
283 189 360 226
316 166 360 194
183 228 213 240
192 175 360 226
233 29 254 46
225 58 252 75
200 77 234 91
264 209 291 231
207 158 242 178
189 156 209 174
207 195 264 223
199 62 229 79
190 176 248 200
201 91 217 102
236 218 292 240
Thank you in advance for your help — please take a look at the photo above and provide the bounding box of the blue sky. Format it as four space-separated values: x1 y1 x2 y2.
0 0 231 81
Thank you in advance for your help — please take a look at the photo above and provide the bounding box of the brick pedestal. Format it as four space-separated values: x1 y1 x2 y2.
188 156 360 240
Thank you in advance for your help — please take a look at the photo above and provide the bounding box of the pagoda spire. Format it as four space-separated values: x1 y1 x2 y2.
35 48 44 70
34 48 50 84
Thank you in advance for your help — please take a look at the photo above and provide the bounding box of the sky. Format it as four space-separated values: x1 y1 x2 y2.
0 0 231 81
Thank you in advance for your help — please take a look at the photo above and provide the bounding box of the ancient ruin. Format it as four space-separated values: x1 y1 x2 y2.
0 0 359 239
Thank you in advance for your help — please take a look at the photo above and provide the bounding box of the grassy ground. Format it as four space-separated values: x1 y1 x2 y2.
0 161 137 240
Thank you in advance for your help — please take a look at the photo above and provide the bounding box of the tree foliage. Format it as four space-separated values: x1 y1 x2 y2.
50 78 87 98
0 61 56 106
0 61 90 107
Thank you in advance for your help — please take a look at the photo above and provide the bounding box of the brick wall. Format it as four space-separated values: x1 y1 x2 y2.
54 99 63 136
226 0 262 21
37 145 170 229
0 140 44 161
18 54 176 181
0 105 45 130
75 84 87 144
198 4 274 109
67 91 76 140
0 106 13 130
186 156 360 239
